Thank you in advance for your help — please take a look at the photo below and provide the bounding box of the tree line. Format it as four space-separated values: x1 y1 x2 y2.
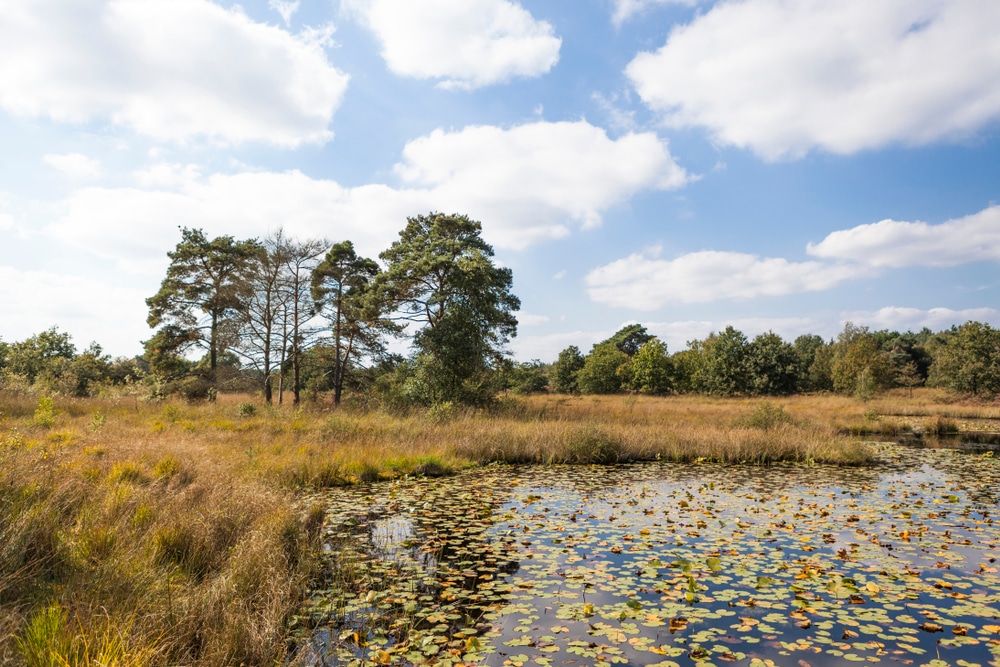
2 210 999 404
532 320 1000 399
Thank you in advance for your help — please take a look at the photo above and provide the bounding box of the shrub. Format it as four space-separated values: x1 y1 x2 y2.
237 402 256 417
31 397 57 429
736 402 795 430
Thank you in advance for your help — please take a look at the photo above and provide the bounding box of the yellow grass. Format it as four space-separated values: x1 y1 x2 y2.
0 387 985 664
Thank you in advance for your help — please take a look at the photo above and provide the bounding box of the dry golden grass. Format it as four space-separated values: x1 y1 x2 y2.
1 387 985 664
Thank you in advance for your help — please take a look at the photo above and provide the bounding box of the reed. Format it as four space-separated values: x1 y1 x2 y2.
3 387 980 664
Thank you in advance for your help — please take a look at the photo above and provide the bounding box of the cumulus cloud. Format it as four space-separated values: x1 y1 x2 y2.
586 248 866 309
0 266 150 357
0 213 14 232
395 121 689 232
46 121 686 273
341 0 560 89
840 306 1000 333
626 0 1000 159
807 205 1000 268
0 0 349 146
43 153 103 181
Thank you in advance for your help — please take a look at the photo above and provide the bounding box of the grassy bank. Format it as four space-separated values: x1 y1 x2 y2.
0 389 966 665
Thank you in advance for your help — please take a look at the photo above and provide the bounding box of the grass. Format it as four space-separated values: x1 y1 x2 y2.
0 387 981 665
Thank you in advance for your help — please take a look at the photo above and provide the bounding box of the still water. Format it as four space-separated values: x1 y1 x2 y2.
297 445 1000 667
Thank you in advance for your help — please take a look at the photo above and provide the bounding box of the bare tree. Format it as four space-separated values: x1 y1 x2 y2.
278 236 327 404
236 229 292 403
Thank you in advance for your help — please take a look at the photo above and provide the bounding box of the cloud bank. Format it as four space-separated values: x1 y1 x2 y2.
46 121 687 273
626 0 1000 159
586 248 864 309
0 0 349 146
808 205 1000 268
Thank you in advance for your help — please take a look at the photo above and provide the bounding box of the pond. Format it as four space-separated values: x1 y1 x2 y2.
295 445 1000 667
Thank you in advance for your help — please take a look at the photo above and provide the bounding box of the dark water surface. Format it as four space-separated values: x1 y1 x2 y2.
297 446 1000 667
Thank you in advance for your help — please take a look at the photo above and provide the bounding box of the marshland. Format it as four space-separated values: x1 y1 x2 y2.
3 219 1000 665
3 388 1000 666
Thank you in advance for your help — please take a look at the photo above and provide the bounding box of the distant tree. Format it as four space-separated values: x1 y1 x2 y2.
277 236 327 405
669 346 704 393
792 334 826 391
146 228 260 387
4 327 76 383
696 326 751 396
376 213 520 405
831 323 893 397
896 359 923 398
624 338 673 395
503 360 550 394
808 343 835 391
312 240 396 406
577 343 629 394
601 324 654 356
552 345 585 393
746 332 798 396
237 229 290 403
927 321 1000 398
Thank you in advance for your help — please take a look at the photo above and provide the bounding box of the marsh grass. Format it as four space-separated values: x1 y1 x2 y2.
0 388 975 664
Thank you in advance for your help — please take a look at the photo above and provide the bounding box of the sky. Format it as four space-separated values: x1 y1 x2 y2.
1 0 999 362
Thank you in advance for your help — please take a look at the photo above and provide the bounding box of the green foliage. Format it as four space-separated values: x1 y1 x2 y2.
146 227 261 380
16 603 71 667
32 397 57 428
927 321 1000 397
503 360 549 394
552 346 585 393
5 328 76 382
600 324 654 356
238 402 256 417
746 332 798 396
792 334 827 391
736 401 795 430
377 213 520 405
831 323 893 397
312 240 396 405
693 326 751 396
577 344 629 394
624 339 673 395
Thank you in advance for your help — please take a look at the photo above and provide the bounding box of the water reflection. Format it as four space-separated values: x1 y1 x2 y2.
297 446 1000 667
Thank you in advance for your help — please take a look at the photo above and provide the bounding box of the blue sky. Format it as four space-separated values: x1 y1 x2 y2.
1 0 999 361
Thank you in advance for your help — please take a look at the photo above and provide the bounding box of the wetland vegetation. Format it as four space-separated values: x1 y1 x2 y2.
4 217 1000 665
2 389 1000 666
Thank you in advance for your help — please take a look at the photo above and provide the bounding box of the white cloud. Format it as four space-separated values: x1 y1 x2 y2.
840 306 1000 333
43 153 103 181
46 120 686 273
0 0 349 146
626 0 1000 159
611 0 699 26
0 267 150 357
807 205 1000 268
518 313 550 326
395 121 689 234
552 270 567 280
586 248 866 309
269 0 300 26
341 0 560 89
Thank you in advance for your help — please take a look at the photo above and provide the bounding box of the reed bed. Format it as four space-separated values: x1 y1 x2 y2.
1 388 974 664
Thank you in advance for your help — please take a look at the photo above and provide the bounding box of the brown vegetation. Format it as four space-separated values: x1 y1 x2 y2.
1 388 988 664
